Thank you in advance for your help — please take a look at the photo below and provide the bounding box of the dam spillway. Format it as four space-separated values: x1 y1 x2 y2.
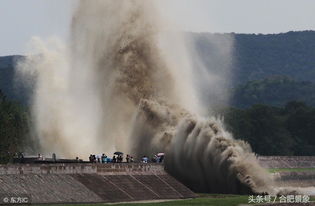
1 156 315 204
0 163 196 204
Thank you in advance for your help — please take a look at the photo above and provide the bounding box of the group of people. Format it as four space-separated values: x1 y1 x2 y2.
14 151 164 164
88 153 135 163
139 155 164 163
88 153 164 163
112 155 122 163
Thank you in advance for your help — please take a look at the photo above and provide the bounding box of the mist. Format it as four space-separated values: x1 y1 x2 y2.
16 0 292 194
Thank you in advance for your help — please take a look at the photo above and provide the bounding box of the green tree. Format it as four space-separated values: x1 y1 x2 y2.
0 89 33 163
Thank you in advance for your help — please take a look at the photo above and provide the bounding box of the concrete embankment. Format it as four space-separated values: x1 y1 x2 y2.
258 156 315 169
258 156 315 187
0 163 196 204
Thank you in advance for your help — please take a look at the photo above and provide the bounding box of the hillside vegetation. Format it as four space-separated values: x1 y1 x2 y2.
0 55 28 104
1 31 315 158
233 31 315 83
0 90 34 163
2 31 315 106
231 76 315 108
222 101 315 155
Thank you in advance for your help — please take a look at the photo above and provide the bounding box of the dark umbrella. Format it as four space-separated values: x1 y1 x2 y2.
114 152 123 155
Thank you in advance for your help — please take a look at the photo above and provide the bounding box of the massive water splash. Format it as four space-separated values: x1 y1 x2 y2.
16 0 313 195
18 0 201 157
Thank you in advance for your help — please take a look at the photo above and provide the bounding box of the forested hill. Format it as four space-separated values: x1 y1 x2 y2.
231 76 315 108
1 31 315 158
1 31 315 107
233 31 315 83
191 30 315 107
0 56 17 98
192 30 315 84
0 55 25 102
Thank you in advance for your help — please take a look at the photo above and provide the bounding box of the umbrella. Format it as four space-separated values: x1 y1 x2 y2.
157 153 165 157
114 152 123 155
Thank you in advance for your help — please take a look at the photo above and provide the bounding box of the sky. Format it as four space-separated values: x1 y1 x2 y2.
0 0 315 56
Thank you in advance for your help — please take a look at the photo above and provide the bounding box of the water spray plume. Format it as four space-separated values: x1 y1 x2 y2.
17 0 312 195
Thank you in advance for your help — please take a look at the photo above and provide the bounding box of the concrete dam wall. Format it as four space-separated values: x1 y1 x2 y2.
258 156 315 169
0 163 196 204
258 156 315 188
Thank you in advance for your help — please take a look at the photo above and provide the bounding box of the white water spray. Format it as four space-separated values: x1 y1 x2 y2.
18 0 201 157
17 0 309 194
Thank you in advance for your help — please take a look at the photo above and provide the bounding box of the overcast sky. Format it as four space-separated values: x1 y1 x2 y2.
1 0 315 56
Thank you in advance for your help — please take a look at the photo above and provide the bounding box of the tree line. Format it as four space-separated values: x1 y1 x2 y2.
1 88 315 164
221 101 315 155
0 90 34 163
231 76 315 108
